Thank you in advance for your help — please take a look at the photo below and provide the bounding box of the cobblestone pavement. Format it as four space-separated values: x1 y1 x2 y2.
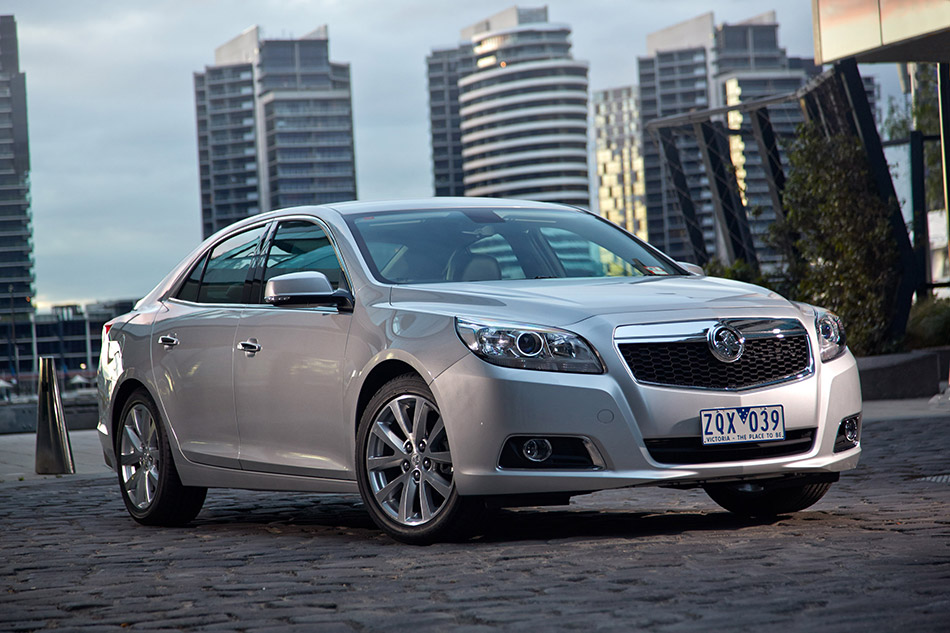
2 418 948 633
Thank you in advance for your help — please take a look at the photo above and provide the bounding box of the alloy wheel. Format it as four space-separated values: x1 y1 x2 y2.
365 394 455 526
119 403 161 510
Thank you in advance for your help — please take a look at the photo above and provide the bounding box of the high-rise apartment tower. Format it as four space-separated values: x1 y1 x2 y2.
427 7 590 206
0 15 35 378
638 13 829 267
428 47 465 197
194 26 356 238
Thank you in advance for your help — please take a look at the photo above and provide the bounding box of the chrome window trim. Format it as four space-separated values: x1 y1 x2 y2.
240 304 341 315
163 297 252 310
614 318 815 392
164 297 340 316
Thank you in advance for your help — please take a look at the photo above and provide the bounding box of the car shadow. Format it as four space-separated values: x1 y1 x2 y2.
191 492 379 533
475 507 786 543
167 491 807 544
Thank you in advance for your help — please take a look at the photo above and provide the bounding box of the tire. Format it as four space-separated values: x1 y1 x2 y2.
356 374 482 544
703 479 833 518
115 389 207 526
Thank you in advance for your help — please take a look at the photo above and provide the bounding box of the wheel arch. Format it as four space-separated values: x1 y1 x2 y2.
110 377 152 438
353 359 423 436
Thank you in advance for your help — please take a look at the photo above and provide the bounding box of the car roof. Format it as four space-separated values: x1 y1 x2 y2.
133 198 589 309
321 197 580 216
214 198 584 237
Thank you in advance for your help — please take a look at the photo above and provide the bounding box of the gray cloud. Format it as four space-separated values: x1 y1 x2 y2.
4 0 892 307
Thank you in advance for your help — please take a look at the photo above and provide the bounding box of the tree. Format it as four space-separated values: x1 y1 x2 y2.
702 258 770 288
771 124 900 356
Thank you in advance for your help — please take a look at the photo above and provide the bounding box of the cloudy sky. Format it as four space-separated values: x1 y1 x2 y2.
5 0 898 309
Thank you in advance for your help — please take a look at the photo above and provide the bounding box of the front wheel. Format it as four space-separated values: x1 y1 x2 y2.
703 479 833 517
356 374 482 544
115 389 207 526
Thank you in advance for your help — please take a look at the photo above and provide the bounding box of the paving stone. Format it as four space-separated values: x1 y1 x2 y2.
1 418 949 631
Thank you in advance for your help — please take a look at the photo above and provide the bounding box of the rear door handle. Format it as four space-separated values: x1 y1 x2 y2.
238 339 262 354
158 335 179 348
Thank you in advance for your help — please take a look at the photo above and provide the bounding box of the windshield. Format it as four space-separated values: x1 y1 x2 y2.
344 207 684 284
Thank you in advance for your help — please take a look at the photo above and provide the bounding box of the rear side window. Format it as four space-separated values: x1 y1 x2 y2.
176 226 266 304
176 253 207 302
262 220 346 292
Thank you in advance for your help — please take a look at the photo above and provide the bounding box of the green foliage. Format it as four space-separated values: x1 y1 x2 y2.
904 298 950 349
702 258 770 288
772 124 900 356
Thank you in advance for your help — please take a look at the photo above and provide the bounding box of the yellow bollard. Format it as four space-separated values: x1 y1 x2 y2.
35 357 75 474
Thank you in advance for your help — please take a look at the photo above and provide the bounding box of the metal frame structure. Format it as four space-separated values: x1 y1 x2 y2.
648 93 795 272
646 58 922 345
694 120 758 268
749 107 787 223
656 128 708 265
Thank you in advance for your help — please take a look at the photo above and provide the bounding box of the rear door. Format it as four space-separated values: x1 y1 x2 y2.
233 219 353 479
152 224 267 469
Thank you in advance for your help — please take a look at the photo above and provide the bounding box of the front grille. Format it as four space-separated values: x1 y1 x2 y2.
644 429 816 464
618 333 810 390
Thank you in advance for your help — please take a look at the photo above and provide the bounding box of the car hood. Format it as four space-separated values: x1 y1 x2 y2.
388 276 801 327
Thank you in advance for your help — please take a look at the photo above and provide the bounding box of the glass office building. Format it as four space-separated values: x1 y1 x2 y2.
593 86 647 239
194 26 356 238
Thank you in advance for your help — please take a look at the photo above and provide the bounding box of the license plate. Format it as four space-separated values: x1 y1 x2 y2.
700 405 785 445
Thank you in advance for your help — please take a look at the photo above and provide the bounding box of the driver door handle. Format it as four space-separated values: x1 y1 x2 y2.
158 335 179 348
238 339 262 354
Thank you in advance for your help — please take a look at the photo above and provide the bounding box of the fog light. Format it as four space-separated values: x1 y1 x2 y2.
843 418 859 443
522 438 553 462
499 436 600 469
834 414 861 453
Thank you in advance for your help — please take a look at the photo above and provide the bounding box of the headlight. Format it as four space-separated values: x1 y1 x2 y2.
455 317 604 374
815 309 847 362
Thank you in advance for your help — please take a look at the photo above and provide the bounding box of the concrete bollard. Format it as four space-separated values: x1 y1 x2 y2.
35 357 75 474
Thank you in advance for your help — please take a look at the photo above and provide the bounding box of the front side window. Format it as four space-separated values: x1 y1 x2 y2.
345 207 682 284
262 220 346 292
176 225 266 304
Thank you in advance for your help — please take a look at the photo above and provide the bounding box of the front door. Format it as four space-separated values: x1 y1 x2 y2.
233 219 353 479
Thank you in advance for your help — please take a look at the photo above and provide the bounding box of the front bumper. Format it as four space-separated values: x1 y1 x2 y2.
431 349 862 497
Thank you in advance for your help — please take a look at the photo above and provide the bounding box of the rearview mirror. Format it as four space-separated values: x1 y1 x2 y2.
264 271 353 311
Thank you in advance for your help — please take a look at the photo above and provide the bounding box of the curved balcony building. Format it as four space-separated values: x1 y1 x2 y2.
429 7 590 207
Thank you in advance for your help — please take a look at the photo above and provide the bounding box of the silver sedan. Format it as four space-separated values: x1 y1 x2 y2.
97 198 861 543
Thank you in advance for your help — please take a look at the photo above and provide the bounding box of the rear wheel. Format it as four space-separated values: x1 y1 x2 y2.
115 389 206 526
703 479 833 517
356 374 482 544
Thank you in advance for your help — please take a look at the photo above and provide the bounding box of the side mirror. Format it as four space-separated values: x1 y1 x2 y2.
677 262 705 277
264 271 353 311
